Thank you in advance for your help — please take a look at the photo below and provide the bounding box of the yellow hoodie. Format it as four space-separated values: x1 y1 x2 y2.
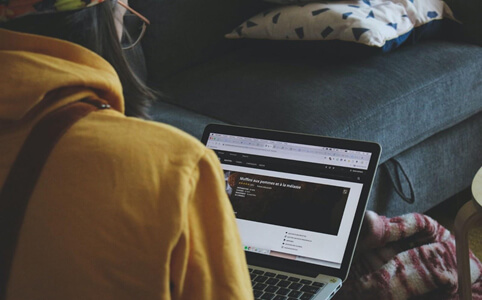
0 29 253 300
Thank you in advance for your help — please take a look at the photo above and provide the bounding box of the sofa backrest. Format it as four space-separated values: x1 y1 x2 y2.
130 0 269 85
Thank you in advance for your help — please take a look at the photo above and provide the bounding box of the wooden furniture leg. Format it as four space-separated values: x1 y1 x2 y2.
454 199 482 300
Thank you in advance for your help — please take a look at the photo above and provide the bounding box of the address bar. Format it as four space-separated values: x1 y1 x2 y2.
207 140 369 170
214 143 276 153
209 141 332 165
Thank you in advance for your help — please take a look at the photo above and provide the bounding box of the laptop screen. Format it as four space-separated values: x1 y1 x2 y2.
205 130 376 270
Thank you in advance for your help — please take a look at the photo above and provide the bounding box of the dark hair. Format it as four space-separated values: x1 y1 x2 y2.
0 1 157 119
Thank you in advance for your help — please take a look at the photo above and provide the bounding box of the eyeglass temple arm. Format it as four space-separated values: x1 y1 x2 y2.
116 0 151 25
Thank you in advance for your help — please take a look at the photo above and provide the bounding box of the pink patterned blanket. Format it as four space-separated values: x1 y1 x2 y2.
335 211 482 300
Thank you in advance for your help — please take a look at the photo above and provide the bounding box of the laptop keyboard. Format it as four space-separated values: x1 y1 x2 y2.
249 267 325 300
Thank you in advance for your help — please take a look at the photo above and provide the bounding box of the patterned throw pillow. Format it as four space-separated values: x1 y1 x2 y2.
226 0 456 52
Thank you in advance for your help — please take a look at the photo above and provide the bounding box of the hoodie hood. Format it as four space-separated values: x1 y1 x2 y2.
0 28 124 122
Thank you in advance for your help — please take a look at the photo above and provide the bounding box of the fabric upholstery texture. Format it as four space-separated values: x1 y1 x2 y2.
444 0 482 45
133 0 481 218
130 0 270 81
150 101 226 139
158 40 482 163
368 112 482 216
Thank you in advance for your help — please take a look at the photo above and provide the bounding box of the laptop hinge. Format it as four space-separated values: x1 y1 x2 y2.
247 254 320 278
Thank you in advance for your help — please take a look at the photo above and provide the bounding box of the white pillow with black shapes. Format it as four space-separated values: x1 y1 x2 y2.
225 0 456 52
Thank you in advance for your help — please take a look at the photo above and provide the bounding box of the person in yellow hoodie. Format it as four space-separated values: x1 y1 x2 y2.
0 1 253 299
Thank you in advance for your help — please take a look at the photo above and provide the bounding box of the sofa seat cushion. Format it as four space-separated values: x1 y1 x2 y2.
157 39 482 163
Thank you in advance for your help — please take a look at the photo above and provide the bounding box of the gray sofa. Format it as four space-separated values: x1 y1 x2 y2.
130 0 482 217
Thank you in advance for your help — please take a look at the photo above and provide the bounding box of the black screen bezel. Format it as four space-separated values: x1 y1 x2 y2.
202 124 381 281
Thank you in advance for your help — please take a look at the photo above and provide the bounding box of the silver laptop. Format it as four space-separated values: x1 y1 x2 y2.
202 124 381 300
